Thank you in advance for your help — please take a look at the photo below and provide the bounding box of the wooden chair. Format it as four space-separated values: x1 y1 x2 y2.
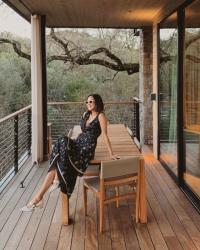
84 165 100 177
83 156 141 233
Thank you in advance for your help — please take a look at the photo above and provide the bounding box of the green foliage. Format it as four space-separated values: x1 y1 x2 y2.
47 61 96 101
0 49 31 117
0 29 139 118
47 29 139 102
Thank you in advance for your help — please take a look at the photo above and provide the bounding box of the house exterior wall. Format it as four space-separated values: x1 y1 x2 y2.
139 27 153 146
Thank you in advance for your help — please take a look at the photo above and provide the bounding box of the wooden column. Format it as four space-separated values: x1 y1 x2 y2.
31 15 48 163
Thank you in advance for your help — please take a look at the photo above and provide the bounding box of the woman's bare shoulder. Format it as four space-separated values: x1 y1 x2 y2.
98 112 106 119
98 112 109 123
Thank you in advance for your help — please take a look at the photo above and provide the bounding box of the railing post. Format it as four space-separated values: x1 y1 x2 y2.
28 109 31 156
14 115 18 173
132 98 140 142
135 101 140 142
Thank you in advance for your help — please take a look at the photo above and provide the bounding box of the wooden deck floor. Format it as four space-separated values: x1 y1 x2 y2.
1 146 200 250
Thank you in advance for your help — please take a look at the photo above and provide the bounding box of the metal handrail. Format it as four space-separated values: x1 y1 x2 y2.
0 105 31 123
48 100 141 141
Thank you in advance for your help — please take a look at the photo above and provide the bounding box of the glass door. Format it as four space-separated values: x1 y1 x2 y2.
183 0 200 197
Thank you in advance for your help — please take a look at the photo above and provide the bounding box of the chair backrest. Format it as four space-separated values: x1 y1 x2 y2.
100 156 140 179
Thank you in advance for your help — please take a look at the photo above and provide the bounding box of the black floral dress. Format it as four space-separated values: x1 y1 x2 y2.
48 111 101 197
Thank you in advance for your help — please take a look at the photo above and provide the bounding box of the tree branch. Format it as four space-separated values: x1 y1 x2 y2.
85 47 123 67
186 54 200 63
0 31 139 75
185 34 200 49
47 55 69 63
75 58 139 74
0 38 31 61
103 71 119 82
50 28 74 61
48 29 139 74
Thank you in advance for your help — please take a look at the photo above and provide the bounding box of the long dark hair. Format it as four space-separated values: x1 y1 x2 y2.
87 94 104 113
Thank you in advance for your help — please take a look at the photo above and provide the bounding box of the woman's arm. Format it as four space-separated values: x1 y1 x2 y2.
98 113 120 160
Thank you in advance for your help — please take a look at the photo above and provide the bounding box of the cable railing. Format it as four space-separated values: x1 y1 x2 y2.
0 106 31 192
48 100 141 142
0 99 141 192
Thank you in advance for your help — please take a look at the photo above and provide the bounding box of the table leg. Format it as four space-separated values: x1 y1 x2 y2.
61 192 69 225
138 158 147 223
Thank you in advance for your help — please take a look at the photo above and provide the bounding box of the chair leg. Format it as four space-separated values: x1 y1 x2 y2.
99 195 104 233
135 181 139 223
83 184 88 216
61 192 69 225
115 186 119 208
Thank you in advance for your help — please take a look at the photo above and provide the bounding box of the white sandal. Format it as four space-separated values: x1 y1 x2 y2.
21 199 43 212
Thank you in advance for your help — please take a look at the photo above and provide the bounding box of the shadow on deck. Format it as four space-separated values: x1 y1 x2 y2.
1 146 200 250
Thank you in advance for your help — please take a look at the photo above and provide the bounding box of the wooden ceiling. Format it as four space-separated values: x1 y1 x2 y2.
5 0 187 27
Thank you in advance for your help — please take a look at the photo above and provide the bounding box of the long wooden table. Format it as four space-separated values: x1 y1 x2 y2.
61 124 147 224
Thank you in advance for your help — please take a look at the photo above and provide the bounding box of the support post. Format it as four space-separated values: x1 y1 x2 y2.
31 14 48 163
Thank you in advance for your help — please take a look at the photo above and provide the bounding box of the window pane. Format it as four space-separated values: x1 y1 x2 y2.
159 12 178 175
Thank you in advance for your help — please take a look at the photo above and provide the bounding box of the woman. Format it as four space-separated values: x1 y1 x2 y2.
21 94 119 211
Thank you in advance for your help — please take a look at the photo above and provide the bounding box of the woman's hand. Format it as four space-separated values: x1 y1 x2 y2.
110 154 120 160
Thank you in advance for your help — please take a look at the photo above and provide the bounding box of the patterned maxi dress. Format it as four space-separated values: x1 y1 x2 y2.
48 111 102 197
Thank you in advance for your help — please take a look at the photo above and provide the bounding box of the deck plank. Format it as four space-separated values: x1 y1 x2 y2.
144 146 200 249
108 202 127 250
43 190 62 250
146 203 168 249
147 182 183 249
0 157 32 212
0 159 38 229
134 223 154 250
119 203 140 250
1 164 47 249
71 178 86 250
57 178 80 250
97 203 112 250
30 189 60 250
128 199 154 250
84 186 98 250
1 146 200 250
145 152 198 249
145 146 200 233
17 166 50 250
